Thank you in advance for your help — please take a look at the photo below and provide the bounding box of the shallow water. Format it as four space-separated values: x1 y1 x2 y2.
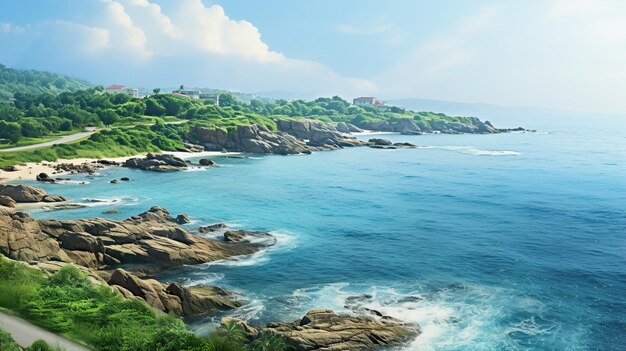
25 113 626 350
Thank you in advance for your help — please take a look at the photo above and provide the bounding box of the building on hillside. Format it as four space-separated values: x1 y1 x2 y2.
353 96 385 107
106 85 139 98
199 93 220 106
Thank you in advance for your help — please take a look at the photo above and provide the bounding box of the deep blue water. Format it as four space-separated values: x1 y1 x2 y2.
24 114 626 350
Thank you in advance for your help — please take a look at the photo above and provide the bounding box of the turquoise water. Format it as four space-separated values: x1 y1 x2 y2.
25 114 626 350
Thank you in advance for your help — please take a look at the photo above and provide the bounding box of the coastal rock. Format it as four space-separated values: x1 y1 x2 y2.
221 317 259 340
223 230 277 246
368 138 393 146
176 214 191 224
0 184 67 203
1 166 18 172
188 120 367 155
198 223 226 233
335 122 363 133
36 172 54 183
107 269 241 317
277 120 367 149
254 309 419 351
199 158 217 166
190 124 310 155
0 195 16 208
0 206 273 271
120 177 130 181
124 153 188 172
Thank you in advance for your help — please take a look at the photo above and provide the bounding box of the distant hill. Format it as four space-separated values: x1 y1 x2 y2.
0 64 92 100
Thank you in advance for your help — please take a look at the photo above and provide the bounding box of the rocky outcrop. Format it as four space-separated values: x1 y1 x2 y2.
0 184 66 203
124 153 188 172
228 309 419 351
0 206 271 271
107 269 241 317
276 120 367 149
190 124 310 155
199 158 217 166
335 122 363 133
428 117 498 134
359 119 422 135
189 120 367 155
223 230 277 246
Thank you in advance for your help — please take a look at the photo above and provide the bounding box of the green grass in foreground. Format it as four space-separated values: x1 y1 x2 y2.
0 256 293 351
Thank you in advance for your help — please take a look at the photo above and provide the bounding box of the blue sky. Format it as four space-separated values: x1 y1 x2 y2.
1 0 626 112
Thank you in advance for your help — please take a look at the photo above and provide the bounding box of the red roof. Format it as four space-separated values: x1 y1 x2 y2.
106 85 127 90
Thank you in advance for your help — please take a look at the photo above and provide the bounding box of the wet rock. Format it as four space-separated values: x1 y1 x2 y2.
120 177 130 181
198 223 227 233
223 230 277 246
36 173 54 182
199 158 217 166
255 309 419 351
110 179 118 184
368 138 393 146
176 214 190 224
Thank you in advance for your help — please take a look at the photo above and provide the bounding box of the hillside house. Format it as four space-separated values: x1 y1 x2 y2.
353 96 385 107
106 85 139 98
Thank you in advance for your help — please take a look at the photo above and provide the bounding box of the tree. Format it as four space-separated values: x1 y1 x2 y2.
179 84 184 91
0 120 22 143
145 98 166 116
152 88 161 95
97 109 120 126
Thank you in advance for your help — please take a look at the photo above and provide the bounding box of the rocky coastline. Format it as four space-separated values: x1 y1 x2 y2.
0 182 420 350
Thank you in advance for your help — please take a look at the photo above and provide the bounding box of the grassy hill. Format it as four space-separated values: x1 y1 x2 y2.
0 64 92 101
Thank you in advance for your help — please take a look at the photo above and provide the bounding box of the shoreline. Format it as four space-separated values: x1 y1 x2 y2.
0 151 237 184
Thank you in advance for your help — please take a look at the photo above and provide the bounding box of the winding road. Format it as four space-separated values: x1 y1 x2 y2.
0 311 90 350
0 127 97 153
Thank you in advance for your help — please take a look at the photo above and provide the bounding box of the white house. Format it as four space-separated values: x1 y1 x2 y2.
106 85 139 98
353 96 384 107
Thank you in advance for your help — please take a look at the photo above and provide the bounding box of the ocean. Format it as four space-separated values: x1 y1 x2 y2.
24 113 626 350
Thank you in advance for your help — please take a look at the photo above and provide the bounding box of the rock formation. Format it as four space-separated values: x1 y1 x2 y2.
0 206 268 272
189 120 368 155
225 309 419 351
335 122 364 133
0 184 66 203
108 268 241 317
124 153 188 172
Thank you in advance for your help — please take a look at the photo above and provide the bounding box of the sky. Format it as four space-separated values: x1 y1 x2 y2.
1 0 626 112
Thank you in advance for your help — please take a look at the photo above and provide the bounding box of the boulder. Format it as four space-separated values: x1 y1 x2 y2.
176 214 190 224
36 173 54 182
255 309 419 351
199 158 217 166
368 138 393 146
0 184 66 203
120 177 130 181
0 195 16 208
110 179 118 184
124 153 188 172
2 166 18 172
223 230 277 246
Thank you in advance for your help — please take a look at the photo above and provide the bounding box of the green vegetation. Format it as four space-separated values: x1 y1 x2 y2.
0 65 482 167
0 64 91 101
0 257 292 351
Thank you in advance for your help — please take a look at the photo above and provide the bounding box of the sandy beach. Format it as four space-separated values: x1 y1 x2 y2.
0 151 235 183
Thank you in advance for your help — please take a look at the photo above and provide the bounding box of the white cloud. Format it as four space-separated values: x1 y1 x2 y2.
0 0 375 97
